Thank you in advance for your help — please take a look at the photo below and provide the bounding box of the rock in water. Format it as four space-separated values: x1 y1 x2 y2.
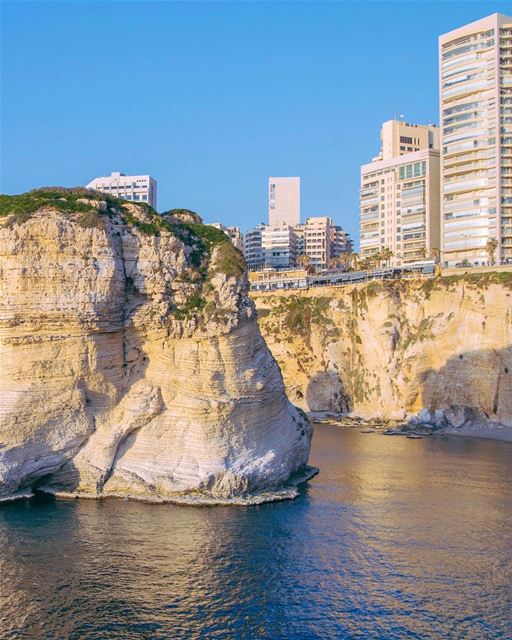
0 189 313 504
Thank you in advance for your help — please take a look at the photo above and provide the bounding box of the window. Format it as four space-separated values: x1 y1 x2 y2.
400 136 413 144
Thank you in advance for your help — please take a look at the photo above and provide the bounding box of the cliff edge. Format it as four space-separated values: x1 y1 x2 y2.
254 276 512 439
0 188 313 503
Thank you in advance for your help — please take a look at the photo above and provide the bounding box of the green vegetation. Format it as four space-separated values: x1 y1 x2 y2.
0 187 124 226
267 295 339 345
438 271 512 290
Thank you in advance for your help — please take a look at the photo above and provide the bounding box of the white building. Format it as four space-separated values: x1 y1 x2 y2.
268 177 300 226
262 223 297 269
439 13 512 266
86 172 157 209
243 224 266 270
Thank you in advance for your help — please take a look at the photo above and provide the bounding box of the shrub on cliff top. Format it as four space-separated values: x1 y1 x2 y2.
1 188 247 281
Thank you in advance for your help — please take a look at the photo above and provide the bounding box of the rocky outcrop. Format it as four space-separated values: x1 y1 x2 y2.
254 275 512 438
0 189 312 503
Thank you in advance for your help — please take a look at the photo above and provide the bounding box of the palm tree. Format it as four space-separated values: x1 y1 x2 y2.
379 247 394 268
349 252 359 271
431 247 440 264
296 254 315 274
296 254 310 268
486 238 498 266
339 252 352 272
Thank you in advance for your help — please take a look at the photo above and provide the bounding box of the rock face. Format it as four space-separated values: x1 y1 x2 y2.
254 275 512 435
0 189 312 503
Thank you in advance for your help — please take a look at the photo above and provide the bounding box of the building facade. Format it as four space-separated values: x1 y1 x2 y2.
262 223 297 269
439 13 512 266
303 216 333 270
360 120 441 266
330 225 353 259
86 172 157 209
268 177 301 226
243 224 266 270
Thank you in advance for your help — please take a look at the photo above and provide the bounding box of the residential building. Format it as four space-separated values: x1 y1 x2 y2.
208 223 243 250
268 177 300 226
439 13 512 266
330 225 353 259
360 120 441 266
243 223 266 270
303 216 334 270
262 223 297 269
86 171 157 209
294 223 305 257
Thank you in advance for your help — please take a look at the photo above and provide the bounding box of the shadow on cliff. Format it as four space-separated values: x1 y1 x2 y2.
418 346 512 424
305 370 351 413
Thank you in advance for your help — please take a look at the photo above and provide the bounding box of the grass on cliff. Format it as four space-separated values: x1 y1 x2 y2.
0 188 125 226
268 296 339 344
0 188 246 280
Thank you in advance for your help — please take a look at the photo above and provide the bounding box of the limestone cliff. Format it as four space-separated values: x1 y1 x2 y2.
0 188 312 503
254 275 512 436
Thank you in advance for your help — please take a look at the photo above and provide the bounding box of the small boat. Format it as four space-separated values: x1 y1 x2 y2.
360 428 375 434
407 433 423 439
383 428 405 435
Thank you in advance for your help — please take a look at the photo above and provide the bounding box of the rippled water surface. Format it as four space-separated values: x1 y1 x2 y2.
1 425 511 639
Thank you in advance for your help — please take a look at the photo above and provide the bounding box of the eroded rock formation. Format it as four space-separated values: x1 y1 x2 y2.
254 275 512 436
0 189 312 503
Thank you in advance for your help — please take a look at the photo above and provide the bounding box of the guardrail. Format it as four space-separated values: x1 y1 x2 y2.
250 264 435 292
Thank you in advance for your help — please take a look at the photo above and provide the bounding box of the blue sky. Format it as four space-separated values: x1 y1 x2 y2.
1 1 511 243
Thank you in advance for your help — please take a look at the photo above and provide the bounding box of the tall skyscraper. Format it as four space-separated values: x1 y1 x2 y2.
268 177 300 226
439 13 512 266
360 120 440 266
86 172 157 209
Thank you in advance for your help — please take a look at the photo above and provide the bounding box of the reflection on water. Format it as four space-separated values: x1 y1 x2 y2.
1 425 511 639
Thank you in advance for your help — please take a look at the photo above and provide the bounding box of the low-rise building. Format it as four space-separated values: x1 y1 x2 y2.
249 268 308 291
86 171 157 209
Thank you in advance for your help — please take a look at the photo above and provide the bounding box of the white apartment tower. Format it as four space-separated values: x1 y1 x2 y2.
86 172 157 209
439 13 512 266
360 120 441 266
268 177 300 226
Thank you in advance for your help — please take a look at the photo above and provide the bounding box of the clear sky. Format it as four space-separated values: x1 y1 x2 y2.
2 1 511 244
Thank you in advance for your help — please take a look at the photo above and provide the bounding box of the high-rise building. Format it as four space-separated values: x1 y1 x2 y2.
268 177 300 226
262 223 297 269
86 171 157 209
360 120 441 266
208 223 243 251
243 224 266 270
439 13 512 266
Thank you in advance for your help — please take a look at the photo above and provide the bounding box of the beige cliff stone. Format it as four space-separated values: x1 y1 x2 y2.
254 276 512 436
0 190 312 503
